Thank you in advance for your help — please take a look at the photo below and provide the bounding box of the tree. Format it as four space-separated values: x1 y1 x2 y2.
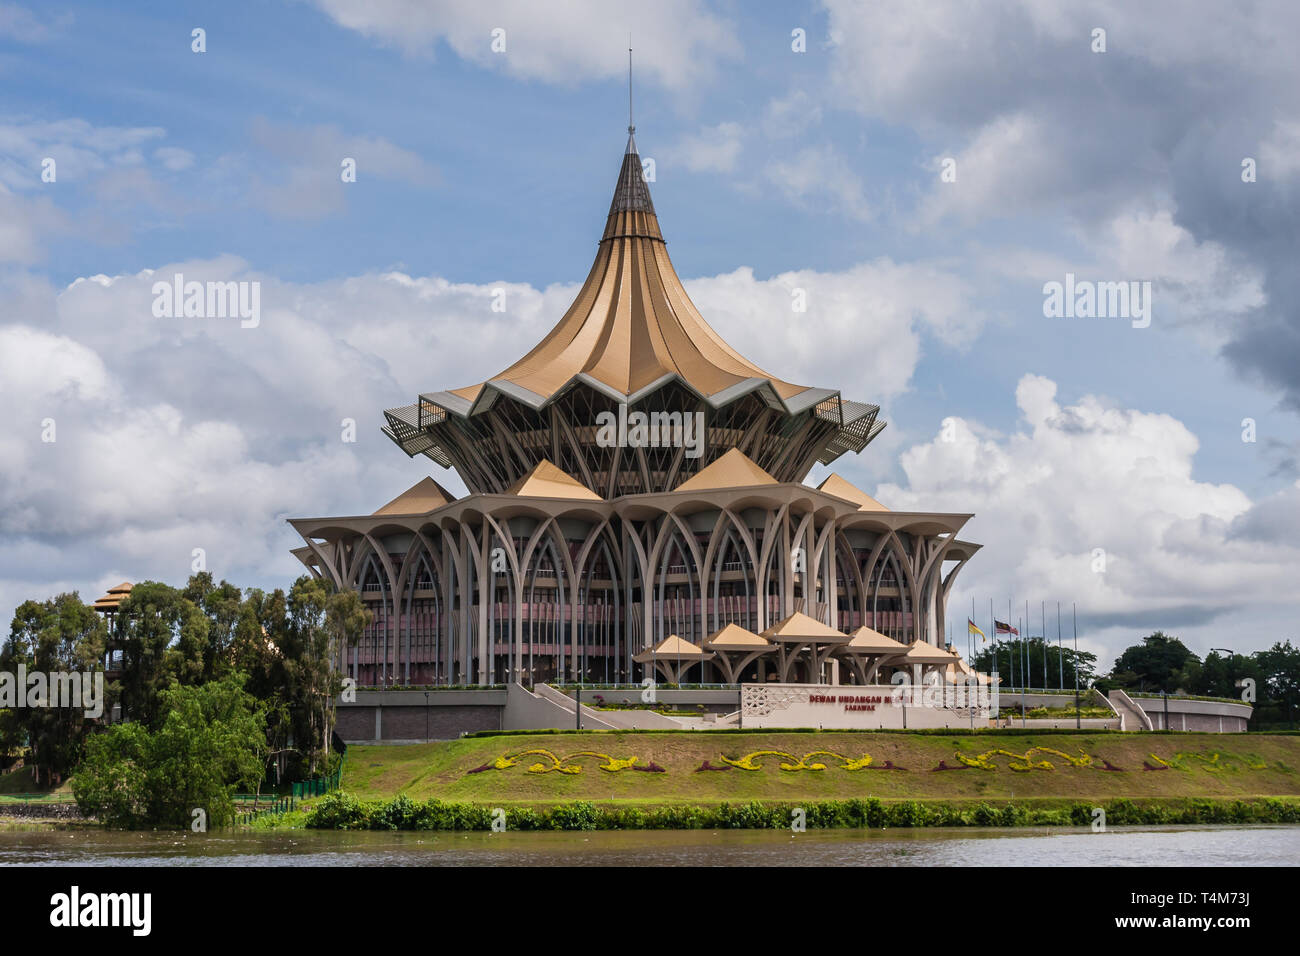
1 594 106 785
110 581 193 725
72 673 266 828
1256 640 1300 727
181 572 246 683
1193 650 1262 700
1109 632 1199 693
970 638 1097 689
282 577 369 775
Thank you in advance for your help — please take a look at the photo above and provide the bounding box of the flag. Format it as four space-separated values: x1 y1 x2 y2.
967 619 986 641
995 619 1019 636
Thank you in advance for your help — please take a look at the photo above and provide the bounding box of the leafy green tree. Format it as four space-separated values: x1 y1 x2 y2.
1 594 105 784
1109 631 1199 693
971 638 1097 689
1193 650 1263 700
72 673 266 828
110 581 191 725
282 577 370 774
1256 640 1300 727
182 572 246 682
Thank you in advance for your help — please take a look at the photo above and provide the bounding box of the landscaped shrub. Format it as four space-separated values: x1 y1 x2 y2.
308 791 372 830
546 801 599 831
302 793 1300 831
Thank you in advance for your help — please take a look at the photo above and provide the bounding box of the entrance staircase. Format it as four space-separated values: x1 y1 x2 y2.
1108 690 1153 731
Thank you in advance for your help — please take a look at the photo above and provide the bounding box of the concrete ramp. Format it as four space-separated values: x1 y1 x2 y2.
535 684 684 729
1108 690 1154 731
502 683 622 731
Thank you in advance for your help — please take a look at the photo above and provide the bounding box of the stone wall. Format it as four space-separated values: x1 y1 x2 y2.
335 689 506 743
1134 696 1252 732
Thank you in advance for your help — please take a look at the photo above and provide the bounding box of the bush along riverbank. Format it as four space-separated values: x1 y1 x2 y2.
302 791 1300 831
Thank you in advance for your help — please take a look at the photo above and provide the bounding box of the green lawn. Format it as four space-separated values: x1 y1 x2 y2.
0 765 75 801
338 731 1300 807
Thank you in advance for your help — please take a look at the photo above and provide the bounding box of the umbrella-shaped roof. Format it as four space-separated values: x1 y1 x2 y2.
897 640 958 665
816 474 890 512
674 449 778 492
372 476 457 516
840 625 909 654
632 634 713 662
503 459 602 501
703 622 773 651
759 612 849 644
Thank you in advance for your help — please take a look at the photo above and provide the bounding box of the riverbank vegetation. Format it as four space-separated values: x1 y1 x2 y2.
339 731 1300 808
301 791 1300 831
1 573 370 825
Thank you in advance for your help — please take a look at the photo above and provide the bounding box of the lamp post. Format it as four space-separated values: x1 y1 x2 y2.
424 691 429 743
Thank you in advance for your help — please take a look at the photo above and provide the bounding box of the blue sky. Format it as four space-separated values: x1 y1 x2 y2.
2 0 1298 669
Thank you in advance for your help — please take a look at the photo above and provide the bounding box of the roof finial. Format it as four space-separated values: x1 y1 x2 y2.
628 36 634 136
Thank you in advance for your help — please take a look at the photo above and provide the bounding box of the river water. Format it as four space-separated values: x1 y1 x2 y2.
1 825 1297 866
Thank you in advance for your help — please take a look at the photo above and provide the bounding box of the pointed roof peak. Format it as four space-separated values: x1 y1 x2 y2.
817 473 890 512
607 137 656 221
674 448 777 492
504 458 602 500
373 476 457 516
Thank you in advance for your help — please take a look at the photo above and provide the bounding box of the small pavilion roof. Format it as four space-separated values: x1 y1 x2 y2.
897 640 958 665
632 634 713 662
840 625 909 654
816 474 889 512
703 622 773 651
673 448 777 492
373 476 457 515
759 611 849 644
92 581 133 612
503 459 602 500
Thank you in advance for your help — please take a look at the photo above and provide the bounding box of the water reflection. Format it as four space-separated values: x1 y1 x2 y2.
1 825 1296 866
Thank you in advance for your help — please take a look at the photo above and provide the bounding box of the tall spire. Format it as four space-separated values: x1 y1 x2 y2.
609 37 654 223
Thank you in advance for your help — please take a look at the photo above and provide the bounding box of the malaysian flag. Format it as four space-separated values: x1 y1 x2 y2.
995 619 1019 636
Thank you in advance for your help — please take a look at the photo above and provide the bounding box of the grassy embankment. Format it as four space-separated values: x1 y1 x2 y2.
0 766 74 801
337 730 1300 808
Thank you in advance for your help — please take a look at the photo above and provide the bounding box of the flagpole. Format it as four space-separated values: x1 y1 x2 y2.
1056 601 1063 692
1073 602 1080 730
1041 600 1047 692
990 597 997 722
1008 598 1014 693
1019 610 1026 727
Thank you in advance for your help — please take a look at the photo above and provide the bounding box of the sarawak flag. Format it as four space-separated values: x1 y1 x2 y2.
995 619 1019 636
967 619 986 641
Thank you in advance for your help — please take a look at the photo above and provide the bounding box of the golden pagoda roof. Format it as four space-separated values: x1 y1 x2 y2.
816 473 890 512
503 459 602 500
92 581 132 613
673 448 777 492
372 477 457 516
419 134 833 419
